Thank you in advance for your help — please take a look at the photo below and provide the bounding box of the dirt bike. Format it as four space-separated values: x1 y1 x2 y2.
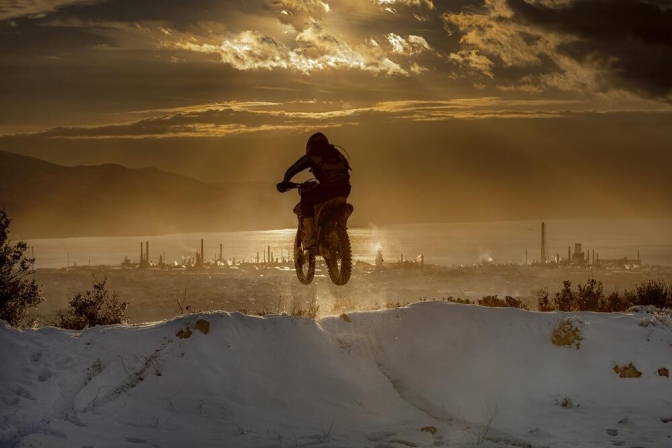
285 180 353 286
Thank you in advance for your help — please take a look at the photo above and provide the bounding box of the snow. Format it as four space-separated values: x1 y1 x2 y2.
2 302 672 447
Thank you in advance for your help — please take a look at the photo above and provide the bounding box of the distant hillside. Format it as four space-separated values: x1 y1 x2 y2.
0 151 297 238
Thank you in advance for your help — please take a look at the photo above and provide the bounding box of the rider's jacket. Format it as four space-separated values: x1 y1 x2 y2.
283 145 351 187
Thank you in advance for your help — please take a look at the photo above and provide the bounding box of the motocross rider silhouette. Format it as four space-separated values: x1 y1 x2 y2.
276 132 351 248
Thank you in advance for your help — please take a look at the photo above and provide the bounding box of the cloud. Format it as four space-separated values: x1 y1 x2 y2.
444 0 672 99
7 97 669 139
448 50 495 78
173 23 435 75
386 33 432 55
0 0 101 21
375 0 435 10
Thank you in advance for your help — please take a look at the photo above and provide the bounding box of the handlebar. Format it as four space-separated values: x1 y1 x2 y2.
278 179 318 193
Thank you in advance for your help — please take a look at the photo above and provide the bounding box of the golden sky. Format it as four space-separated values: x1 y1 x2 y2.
1 0 671 223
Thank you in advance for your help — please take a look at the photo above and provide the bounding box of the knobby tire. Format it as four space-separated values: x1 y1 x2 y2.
327 226 352 286
294 230 315 285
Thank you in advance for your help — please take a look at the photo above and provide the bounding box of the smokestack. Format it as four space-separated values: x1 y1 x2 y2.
140 242 144 264
146 241 149 265
219 244 223 262
568 246 571 265
201 239 204 266
541 222 546 264
268 246 271 265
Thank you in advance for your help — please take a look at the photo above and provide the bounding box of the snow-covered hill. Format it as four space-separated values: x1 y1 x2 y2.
1 302 671 447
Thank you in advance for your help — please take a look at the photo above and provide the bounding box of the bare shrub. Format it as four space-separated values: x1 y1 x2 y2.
551 317 585 349
576 278 603 311
635 280 671 309
613 363 642 378
554 281 575 312
478 295 529 310
445 296 474 305
536 287 554 311
56 276 127 330
291 298 319 319
600 291 633 312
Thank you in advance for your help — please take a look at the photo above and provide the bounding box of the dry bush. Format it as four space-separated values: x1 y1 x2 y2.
551 317 585 349
576 278 603 311
536 288 554 312
613 363 642 378
599 291 633 312
445 296 474 305
478 295 529 310
634 280 671 309
56 276 127 330
554 281 575 312
291 298 320 319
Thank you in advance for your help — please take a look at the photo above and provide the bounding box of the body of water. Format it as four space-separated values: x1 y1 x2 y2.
24 219 672 269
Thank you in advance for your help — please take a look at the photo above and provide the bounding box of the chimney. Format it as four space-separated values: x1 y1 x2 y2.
541 222 546 264
146 241 149 265
140 242 144 265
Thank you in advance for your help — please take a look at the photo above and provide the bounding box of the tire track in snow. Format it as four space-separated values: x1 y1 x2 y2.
366 330 538 448
366 331 459 427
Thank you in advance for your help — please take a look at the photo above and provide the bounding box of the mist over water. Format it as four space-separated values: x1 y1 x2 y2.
25 219 672 269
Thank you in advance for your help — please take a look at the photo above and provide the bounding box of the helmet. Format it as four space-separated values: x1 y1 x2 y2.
306 132 329 155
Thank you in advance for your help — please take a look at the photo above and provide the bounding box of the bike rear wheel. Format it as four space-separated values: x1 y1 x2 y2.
326 226 352 285
294 230 315 285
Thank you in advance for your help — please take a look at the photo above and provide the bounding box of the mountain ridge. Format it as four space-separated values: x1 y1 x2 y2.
0 151 296 239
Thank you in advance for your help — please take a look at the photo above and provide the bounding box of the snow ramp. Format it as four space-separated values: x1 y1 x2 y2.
1 301 671 447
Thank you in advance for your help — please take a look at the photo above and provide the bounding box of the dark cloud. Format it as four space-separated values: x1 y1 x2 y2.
6 0 261 30
2 0 671 139
507 0 672 98
509 0 672 45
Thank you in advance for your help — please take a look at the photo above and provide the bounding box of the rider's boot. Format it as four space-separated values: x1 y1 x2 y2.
301 217 315 249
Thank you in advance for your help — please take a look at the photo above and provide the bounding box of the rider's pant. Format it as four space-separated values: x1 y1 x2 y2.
301 185 351 218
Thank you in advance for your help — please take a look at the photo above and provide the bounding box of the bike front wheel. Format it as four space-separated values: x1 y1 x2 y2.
294 230 315 285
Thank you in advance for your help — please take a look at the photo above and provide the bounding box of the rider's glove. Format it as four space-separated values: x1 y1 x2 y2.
276 181 292 193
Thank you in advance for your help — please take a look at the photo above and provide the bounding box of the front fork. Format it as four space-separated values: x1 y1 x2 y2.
297 215 317 252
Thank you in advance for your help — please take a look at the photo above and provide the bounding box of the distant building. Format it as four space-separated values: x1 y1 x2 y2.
597 257 641 269
571 243 588 266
